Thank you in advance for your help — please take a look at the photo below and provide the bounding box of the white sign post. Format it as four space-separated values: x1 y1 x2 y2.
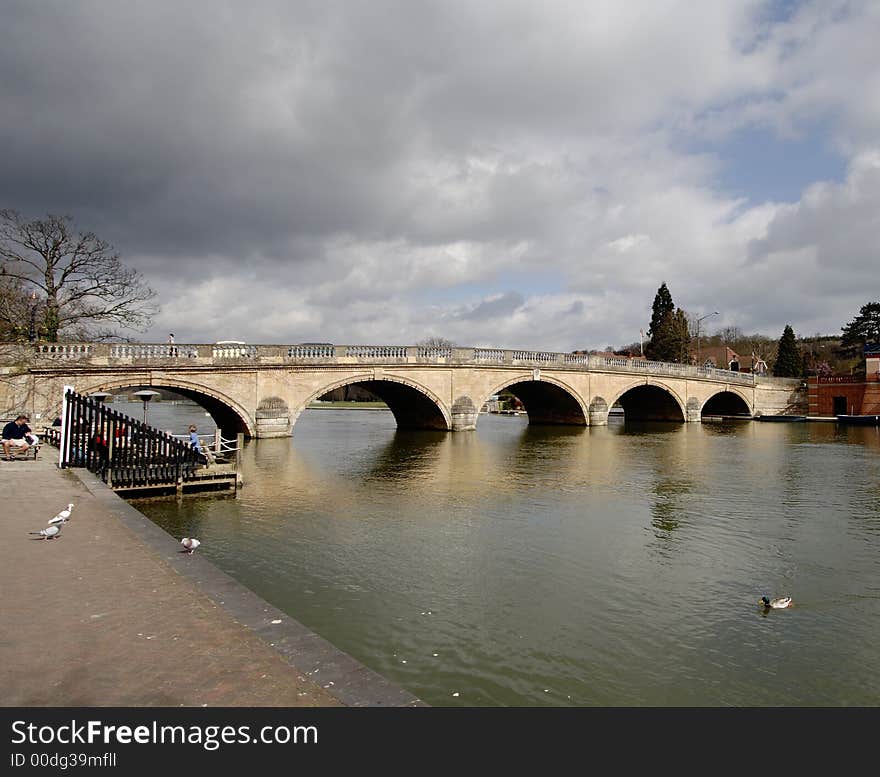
59 384 74 468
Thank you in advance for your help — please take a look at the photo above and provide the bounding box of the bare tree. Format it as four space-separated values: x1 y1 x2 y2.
417 336 456 348
0 210 157 342
0 276 38 341
719 325 743 344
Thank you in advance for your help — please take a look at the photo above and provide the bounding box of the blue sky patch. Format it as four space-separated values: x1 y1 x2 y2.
700 125 845 204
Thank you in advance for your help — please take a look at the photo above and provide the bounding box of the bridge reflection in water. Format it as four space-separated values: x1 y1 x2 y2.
135 405 880 706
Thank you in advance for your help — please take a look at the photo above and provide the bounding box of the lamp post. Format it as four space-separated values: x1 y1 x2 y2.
27 291 38 343
132 389 160 425
696 311 719 367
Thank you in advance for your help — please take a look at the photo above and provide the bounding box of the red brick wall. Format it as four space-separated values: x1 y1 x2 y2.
807 377 866 416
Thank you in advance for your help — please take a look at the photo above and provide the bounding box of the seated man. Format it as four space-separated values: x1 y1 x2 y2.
2 415 32 460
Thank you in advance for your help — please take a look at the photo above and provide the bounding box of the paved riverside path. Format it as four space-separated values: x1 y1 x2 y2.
0 450 422 707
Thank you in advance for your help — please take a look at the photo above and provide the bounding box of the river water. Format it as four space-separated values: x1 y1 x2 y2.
127 401 880 706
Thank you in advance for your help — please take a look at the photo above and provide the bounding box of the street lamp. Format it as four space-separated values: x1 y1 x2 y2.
27 291 38 343
696 311 719 367
132 389 160 425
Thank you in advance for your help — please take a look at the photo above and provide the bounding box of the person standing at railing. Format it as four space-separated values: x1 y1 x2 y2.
188 424 213 463
167 333 177 357
90 429 109 459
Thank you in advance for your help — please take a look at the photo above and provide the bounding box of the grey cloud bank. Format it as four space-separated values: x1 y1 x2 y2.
2 1 878 349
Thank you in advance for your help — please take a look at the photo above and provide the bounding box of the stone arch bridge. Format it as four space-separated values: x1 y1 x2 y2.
1 342 805 438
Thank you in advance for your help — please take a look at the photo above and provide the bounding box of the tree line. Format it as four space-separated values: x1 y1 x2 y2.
634 282 880 378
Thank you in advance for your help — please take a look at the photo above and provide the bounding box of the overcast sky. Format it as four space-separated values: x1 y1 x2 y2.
2 0 878 350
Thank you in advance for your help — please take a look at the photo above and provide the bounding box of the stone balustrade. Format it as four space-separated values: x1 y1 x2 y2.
345 345 408 359
34 343 93 359
18 341 758 385
473 348 505 362
212 344 258 359
110 344 199 359
287 344 335 358
416 346 453 359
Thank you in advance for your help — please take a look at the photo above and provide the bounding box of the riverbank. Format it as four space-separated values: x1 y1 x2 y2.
0 451 422 707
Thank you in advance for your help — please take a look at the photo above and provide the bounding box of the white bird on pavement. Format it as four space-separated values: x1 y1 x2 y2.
181 537 201 554
30 524 62 539
48 503 75 525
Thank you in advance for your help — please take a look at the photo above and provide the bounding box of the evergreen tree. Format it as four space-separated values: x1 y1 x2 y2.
670 308 691 363
647 307 691 362
840 302 880 354
772 324 803 377
647 282 674 341
645 283 691 362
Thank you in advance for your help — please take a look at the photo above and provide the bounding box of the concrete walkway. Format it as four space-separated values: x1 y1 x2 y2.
0 449 422 707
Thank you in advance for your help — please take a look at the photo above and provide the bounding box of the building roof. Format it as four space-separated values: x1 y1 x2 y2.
698 345 742 365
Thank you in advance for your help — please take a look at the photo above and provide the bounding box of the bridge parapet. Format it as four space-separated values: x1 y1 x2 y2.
288 344 335 359
34 343 96 360
345 345 408 359
17 341 757 384
473 348 506 362
511 350 561 364
111 343 200 359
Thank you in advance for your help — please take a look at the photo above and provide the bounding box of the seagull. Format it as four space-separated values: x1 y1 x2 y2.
48 503 75 525
180 537 201 554
760 596 792 609
30 525 62 539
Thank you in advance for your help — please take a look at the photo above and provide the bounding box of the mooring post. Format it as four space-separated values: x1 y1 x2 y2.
235 433 244 487
107 418 115 489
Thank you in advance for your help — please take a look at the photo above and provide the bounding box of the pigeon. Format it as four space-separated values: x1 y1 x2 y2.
30 524 62 539
48 503 75 526
180 537 201 554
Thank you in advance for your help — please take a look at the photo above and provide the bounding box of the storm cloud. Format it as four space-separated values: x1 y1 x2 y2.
2 1 878 348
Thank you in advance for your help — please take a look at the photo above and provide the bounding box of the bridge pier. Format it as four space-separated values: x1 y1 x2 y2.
686 397 702 423
588 397 609 426
451 396 477 431
255 396 292 438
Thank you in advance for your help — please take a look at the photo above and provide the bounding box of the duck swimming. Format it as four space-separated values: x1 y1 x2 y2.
761 596 792 609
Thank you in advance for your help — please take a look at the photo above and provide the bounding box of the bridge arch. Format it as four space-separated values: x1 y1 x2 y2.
481 375 588 426
700 388 753 418
77 378 256 437
609 380 687 422
296 374 451 431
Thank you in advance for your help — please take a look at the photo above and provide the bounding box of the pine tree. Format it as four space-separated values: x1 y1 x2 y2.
840 302 880 354
645 283 690 362
772 324 803 377
647 307 691 363
647 282 674 341
670 308 691 363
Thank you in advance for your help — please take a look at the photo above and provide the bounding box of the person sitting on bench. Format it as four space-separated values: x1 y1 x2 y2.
2 415 32 460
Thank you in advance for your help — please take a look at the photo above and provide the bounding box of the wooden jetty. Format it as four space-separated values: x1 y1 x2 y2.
45 389 243 497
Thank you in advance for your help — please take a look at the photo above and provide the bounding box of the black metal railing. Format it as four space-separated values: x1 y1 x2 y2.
60 389 204 489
